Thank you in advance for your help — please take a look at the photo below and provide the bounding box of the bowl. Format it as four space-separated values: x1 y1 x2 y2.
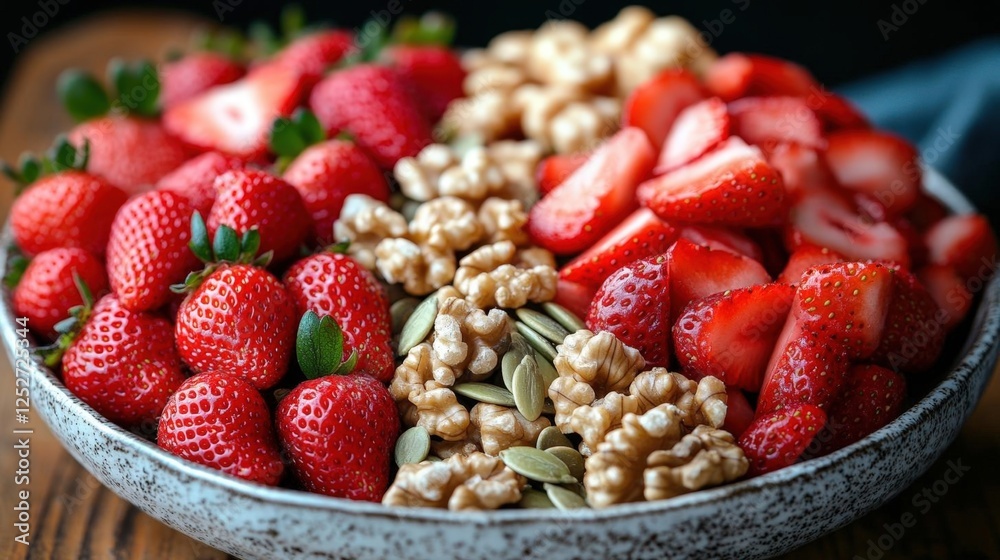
2 167 997 560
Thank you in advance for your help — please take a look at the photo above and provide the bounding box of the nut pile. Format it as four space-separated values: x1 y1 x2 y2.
441 6 717 152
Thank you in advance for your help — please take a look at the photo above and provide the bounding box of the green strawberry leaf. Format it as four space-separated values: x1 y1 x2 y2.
109 59 160 118
3 254 28 289
293 109 325 146
249 21 282 56
40 273 96 367
326 240 351 254
189 212 213 263
53 316 79 334
280 4 307 40
171 270 205 294
240 229 261 262
269 116 307 158
213 225 241 263
296 311 345 380
331 348 358 376
73 272 94 309
391 12 456 46
19 154 41 184
57 69 111 122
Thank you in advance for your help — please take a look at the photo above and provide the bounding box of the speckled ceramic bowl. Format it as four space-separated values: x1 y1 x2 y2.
2 168 997 560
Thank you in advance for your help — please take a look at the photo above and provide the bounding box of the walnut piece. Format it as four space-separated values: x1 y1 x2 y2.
453 241 558 309
478 198 529 246
614 16 717 96
485 140 543 204
440 92 522 144
431 437 482 459
471 403 551 456
584 403 686 508
382 452 525 511
590 6 656 56
390 343 469 441
332 194 408 270
409 197 484 251
644 425 748 501
526 20 613 92
516 85 620 154
432 295 510 380
395 144 506 203
374 238 456 296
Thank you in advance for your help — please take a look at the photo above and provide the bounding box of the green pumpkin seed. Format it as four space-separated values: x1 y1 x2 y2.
501 331 530 391
536 426 573 450
545 446 585 481
425 455 443 462
390 298 421 334
453 383 516 407
536 354 558 391
518 488 555 509
512 355 544 421
542 302 586 333
394 426 431 467
515 321 557 362
515 308 570 344
397 294 438 355
499 446 577 484
543 483 589 510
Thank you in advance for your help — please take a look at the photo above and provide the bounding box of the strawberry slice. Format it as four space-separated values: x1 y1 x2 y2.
637 137 788 228
766 142 838 201
777 245 845 285
164 64 306 159
587 254 672 367
621 68 705 149
924 214 997 281
810 92 870 132
756 322 850 415
673 283 795 392
705 53 819 101
553 278 596 324
679 225 763 262
739 403 827 476
729 96 825 151
787 189 911 268
917 264 973 329
820 364 906 453
655 97 730 173
536 152 589 196
559 208 679 290
870 267 946 374
667 238 772 321
723 388 755 439
825 130 921 217
527 127 656 255
906 192 949 231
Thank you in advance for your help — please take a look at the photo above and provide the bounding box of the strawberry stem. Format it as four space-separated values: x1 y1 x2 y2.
38 273 95 367
173 213 271 293
1 137 90 193
296 310 356 379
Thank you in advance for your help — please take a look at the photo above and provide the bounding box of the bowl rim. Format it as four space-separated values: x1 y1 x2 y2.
2 167 997 526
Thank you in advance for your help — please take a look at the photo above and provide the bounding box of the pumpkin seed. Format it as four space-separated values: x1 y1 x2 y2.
397 293 438 355
394 426 431 467
453 382 516 407
543 483 588 510
536 353 558 391
512 355 544 421
515 308 570 344
515 321 558 362
501 332 530 391
499 446 577 484
542 301 586 333
561 481 588 498
390 297 421 334
425 455 443 462
536 426 573 450
545 446 585 481
518 488 556 509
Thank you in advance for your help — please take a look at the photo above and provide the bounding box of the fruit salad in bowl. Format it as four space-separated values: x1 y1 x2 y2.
2 6 997 559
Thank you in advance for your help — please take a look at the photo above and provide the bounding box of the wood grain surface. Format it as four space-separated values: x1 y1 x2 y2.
1 10 998 560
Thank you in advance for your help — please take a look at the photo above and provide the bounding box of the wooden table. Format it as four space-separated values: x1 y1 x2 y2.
1 10 998 560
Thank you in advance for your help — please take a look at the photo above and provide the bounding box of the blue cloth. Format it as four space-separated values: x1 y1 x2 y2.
839 38 1000 224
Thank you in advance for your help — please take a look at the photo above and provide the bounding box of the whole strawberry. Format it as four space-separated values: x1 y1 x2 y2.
11 248 108 338
155 151 247 215
160 52 245 110
277 312 399 500
61 293 186 427
106 190 201 312
208 169 312 263
284 251 393 382
273 29 355 84
158 372 284 485
308 64 433 168
383 44 465 121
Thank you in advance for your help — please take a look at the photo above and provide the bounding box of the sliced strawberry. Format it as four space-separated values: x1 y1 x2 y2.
794 261 894 359
906 192 949 231
739 403 827 476
527 128 656 255
559 208 678 290
678 225 763 262
821 364 906 453
809 91 870 132
706 53 819 101
587 253 672 367
870 267 946 374
621 68 705 149
667 238 771 321
553 278 596 324
766 142 838 201
777 245 845 285
924 214 997 281
893 217 928 269
163 63 306 159
729 96 825 151
723 388 755 439
673 283 795 391
757 321 850 415
787 189 911 268
638 137 788 228
917 264 973 330
825 130 921 217
536 152 589 196
655 97 730 173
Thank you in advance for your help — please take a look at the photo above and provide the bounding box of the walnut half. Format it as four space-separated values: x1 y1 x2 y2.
383 452 526 511
644 425 748 501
